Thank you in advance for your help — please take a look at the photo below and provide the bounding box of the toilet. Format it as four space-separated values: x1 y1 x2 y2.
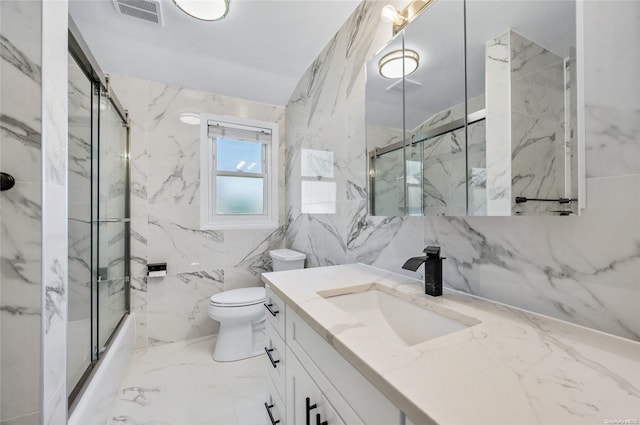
208 249 306 361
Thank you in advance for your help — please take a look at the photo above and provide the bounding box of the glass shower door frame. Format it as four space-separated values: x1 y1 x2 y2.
68 21 131 411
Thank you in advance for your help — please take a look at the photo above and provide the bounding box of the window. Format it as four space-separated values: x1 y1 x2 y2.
200 114 278 229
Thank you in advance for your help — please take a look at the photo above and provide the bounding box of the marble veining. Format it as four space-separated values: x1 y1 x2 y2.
263 264 640 425
285 0 639 341
1 0 45 422
109 73 287 347
0 34 41 84
108 335 265 425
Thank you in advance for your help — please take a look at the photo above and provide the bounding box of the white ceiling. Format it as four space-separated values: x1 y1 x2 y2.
70 0 361 106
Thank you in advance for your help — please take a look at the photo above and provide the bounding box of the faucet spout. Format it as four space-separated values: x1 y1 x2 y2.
402 256 426 272
402 246 445 297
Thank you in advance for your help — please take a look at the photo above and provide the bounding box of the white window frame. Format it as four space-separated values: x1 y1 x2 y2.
200 113 279 230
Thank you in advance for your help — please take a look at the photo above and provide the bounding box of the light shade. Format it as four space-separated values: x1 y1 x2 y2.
173 0 230 21
179 112 201 125
378 49 420 79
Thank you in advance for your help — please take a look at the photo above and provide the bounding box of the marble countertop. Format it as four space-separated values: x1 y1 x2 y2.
261 264 640 425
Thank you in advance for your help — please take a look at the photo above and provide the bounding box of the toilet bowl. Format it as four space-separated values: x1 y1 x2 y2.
208 249 306 362
209 287 266 362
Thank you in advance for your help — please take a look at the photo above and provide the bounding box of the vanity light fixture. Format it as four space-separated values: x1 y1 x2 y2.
179 112 201 125
382 0 437 35
378 49 420 79
380 5 407 26
173 0 230 21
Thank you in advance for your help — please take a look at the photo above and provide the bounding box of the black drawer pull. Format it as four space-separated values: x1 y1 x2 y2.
306 397 318 425
264 347 280 368
264 402 280 425
264 303 279 317
316 413 328 425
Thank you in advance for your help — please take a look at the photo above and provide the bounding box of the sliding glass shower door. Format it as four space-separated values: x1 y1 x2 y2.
67 44 130 406
97 90 129 351
67 52 95 397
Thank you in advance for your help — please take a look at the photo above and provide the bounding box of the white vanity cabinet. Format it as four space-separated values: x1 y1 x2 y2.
264 284 404 425
286 347 346 425
264 287 287 425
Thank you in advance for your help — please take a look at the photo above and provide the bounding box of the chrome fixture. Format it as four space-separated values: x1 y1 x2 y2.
378 49 420 79
173 0 230 21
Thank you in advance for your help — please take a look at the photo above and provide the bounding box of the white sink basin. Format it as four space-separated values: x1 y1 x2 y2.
320 287 478 346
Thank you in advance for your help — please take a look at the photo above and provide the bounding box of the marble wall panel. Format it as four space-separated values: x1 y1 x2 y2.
1 1 43 423
109 74 286 347
146 270 224 345
485 31 513 215
223 227 286 291
284 0 640 341
42 1 69 423
583 1 640 178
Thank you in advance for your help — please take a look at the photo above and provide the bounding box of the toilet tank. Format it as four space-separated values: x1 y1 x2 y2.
270 249 306 271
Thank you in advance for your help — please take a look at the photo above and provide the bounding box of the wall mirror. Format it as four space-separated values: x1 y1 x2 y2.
366 0 584 217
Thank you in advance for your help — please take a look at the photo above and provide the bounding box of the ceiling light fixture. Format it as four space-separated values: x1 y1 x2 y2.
179 112 201 125
173 0 230 21
378 49 420 79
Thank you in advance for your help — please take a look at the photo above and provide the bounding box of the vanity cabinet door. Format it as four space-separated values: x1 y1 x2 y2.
286 347 346 425
286 309 400 425
265 320 287 400
265 285 286 338
265 377 286 425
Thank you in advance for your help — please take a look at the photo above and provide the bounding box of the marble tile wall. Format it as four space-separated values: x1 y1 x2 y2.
108 74 286 348
0 1 43 423
1 1 69 423
510 34 566 214
285 0 640 341
42 1 69 423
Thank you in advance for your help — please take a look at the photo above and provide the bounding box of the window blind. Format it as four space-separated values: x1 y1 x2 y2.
208 120 271 143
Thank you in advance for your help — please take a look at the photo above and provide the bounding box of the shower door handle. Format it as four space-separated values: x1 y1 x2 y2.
97 218 131 223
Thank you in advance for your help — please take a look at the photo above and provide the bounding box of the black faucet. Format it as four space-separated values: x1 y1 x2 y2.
402 246 445 297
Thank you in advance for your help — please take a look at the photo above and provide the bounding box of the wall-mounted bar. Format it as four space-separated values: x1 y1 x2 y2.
368 109 485 159
515 197 577 204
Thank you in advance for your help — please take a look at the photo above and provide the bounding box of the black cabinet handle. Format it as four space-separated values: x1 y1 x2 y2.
316 413 328 425
264 303 279 317
306 397 318 425
264 402 280 425
264 347 280 368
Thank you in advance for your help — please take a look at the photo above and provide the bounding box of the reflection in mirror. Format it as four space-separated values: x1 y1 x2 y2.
404 0 466 216
366 0 580 217
468 0 578 216
366 33 405 216
301 148 337 214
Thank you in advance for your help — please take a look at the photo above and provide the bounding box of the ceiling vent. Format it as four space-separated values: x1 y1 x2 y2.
385 78 422 95
112 0 163 25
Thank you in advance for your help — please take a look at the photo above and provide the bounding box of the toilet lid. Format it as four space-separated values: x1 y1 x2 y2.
209 287 265 307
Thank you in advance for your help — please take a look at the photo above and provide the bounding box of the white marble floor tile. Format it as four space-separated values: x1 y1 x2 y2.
109 335 266 425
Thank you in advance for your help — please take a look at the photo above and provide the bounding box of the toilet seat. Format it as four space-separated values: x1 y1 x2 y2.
209 287 265 307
